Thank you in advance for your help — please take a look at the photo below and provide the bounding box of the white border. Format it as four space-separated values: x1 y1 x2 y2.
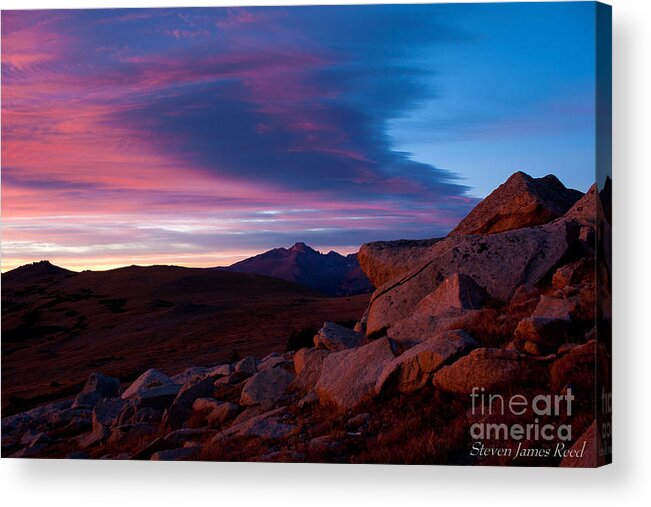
1 0 650 505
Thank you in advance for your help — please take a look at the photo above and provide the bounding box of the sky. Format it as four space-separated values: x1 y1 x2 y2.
1 3 598 272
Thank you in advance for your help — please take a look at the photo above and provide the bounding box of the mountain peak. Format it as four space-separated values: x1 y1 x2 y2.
289 242 311 253
225 243 373 296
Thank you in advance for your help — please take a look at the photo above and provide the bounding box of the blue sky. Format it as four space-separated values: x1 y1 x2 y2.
2 2 600 270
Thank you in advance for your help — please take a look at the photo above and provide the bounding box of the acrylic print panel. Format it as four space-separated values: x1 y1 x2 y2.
1 2 611 466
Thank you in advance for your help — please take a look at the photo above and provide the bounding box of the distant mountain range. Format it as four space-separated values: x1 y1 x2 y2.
220 242 374 297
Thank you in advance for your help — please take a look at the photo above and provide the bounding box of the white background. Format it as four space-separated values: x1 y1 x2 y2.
1 0 649 505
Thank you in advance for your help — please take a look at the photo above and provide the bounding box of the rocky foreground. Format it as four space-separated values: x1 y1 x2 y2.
1 172 611 465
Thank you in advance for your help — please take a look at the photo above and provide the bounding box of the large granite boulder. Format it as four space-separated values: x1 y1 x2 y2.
432 348 548 394
315 337 396 410
212 407 296 441
240 367 294 407
121 368 173 399
410 273 486 316
449 171 582 236
358 238 441 287
313 321 366 351
291 348 329 393
365 219 578 337
375 330 478 394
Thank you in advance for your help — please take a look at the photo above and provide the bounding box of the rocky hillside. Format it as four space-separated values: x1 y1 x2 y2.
222 242 374 296
1 172 611 465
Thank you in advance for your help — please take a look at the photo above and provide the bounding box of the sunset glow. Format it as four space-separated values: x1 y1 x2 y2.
1 4 596 271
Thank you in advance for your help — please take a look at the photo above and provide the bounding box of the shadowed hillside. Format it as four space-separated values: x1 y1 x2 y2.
1 264 369 415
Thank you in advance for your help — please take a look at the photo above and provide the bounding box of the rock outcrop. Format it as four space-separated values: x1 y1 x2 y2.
364 219 577 337
240 367 294 407
449 171 582 236
357 238 441 287
432 348 548 394
315 338 396 410
313 321 366 351
375 330 478 394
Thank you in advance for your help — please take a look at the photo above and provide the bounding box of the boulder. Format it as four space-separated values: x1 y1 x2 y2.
240 367 294 407
206 402 239 426
291 348 329 393
315 337 396 410
365 219 577 337
313 321 366 351
133 383 181 411
121 368 173 399
550 339 608 392
107 423 158 448
163 427 218 446
449 171 582 236
387 308 482 349
257 352 288 371
164 376 215 430
411 273 486 316
358 238 441 287
233 356 257 377
514 296 578 351
375 330 478 394
80 398 128 448
72 373 120 408
552 259 590 290
212 407 296 442
433 348 548 394
191 397 221 413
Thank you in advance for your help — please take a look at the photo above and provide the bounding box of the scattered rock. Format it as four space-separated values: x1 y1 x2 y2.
514 296 578 351
213 408 296 441
346 412 371 432
164 376 215 430
315 337 396 410
233 356 257 377
257 352 288 371
72 373 120 408
206 402 239 426
376 330 478 394
313 321 366 351
132 383 181 411
240 367 294 407
449 171 582 236
297 390 319 408
107 423 158 448
121 368 173 399
433 348 548 394
192 397 223 415
163 427 218 446
291 348 329 393
80 398 128 448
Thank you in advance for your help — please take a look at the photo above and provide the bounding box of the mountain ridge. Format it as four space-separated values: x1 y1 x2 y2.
220 242 374 297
